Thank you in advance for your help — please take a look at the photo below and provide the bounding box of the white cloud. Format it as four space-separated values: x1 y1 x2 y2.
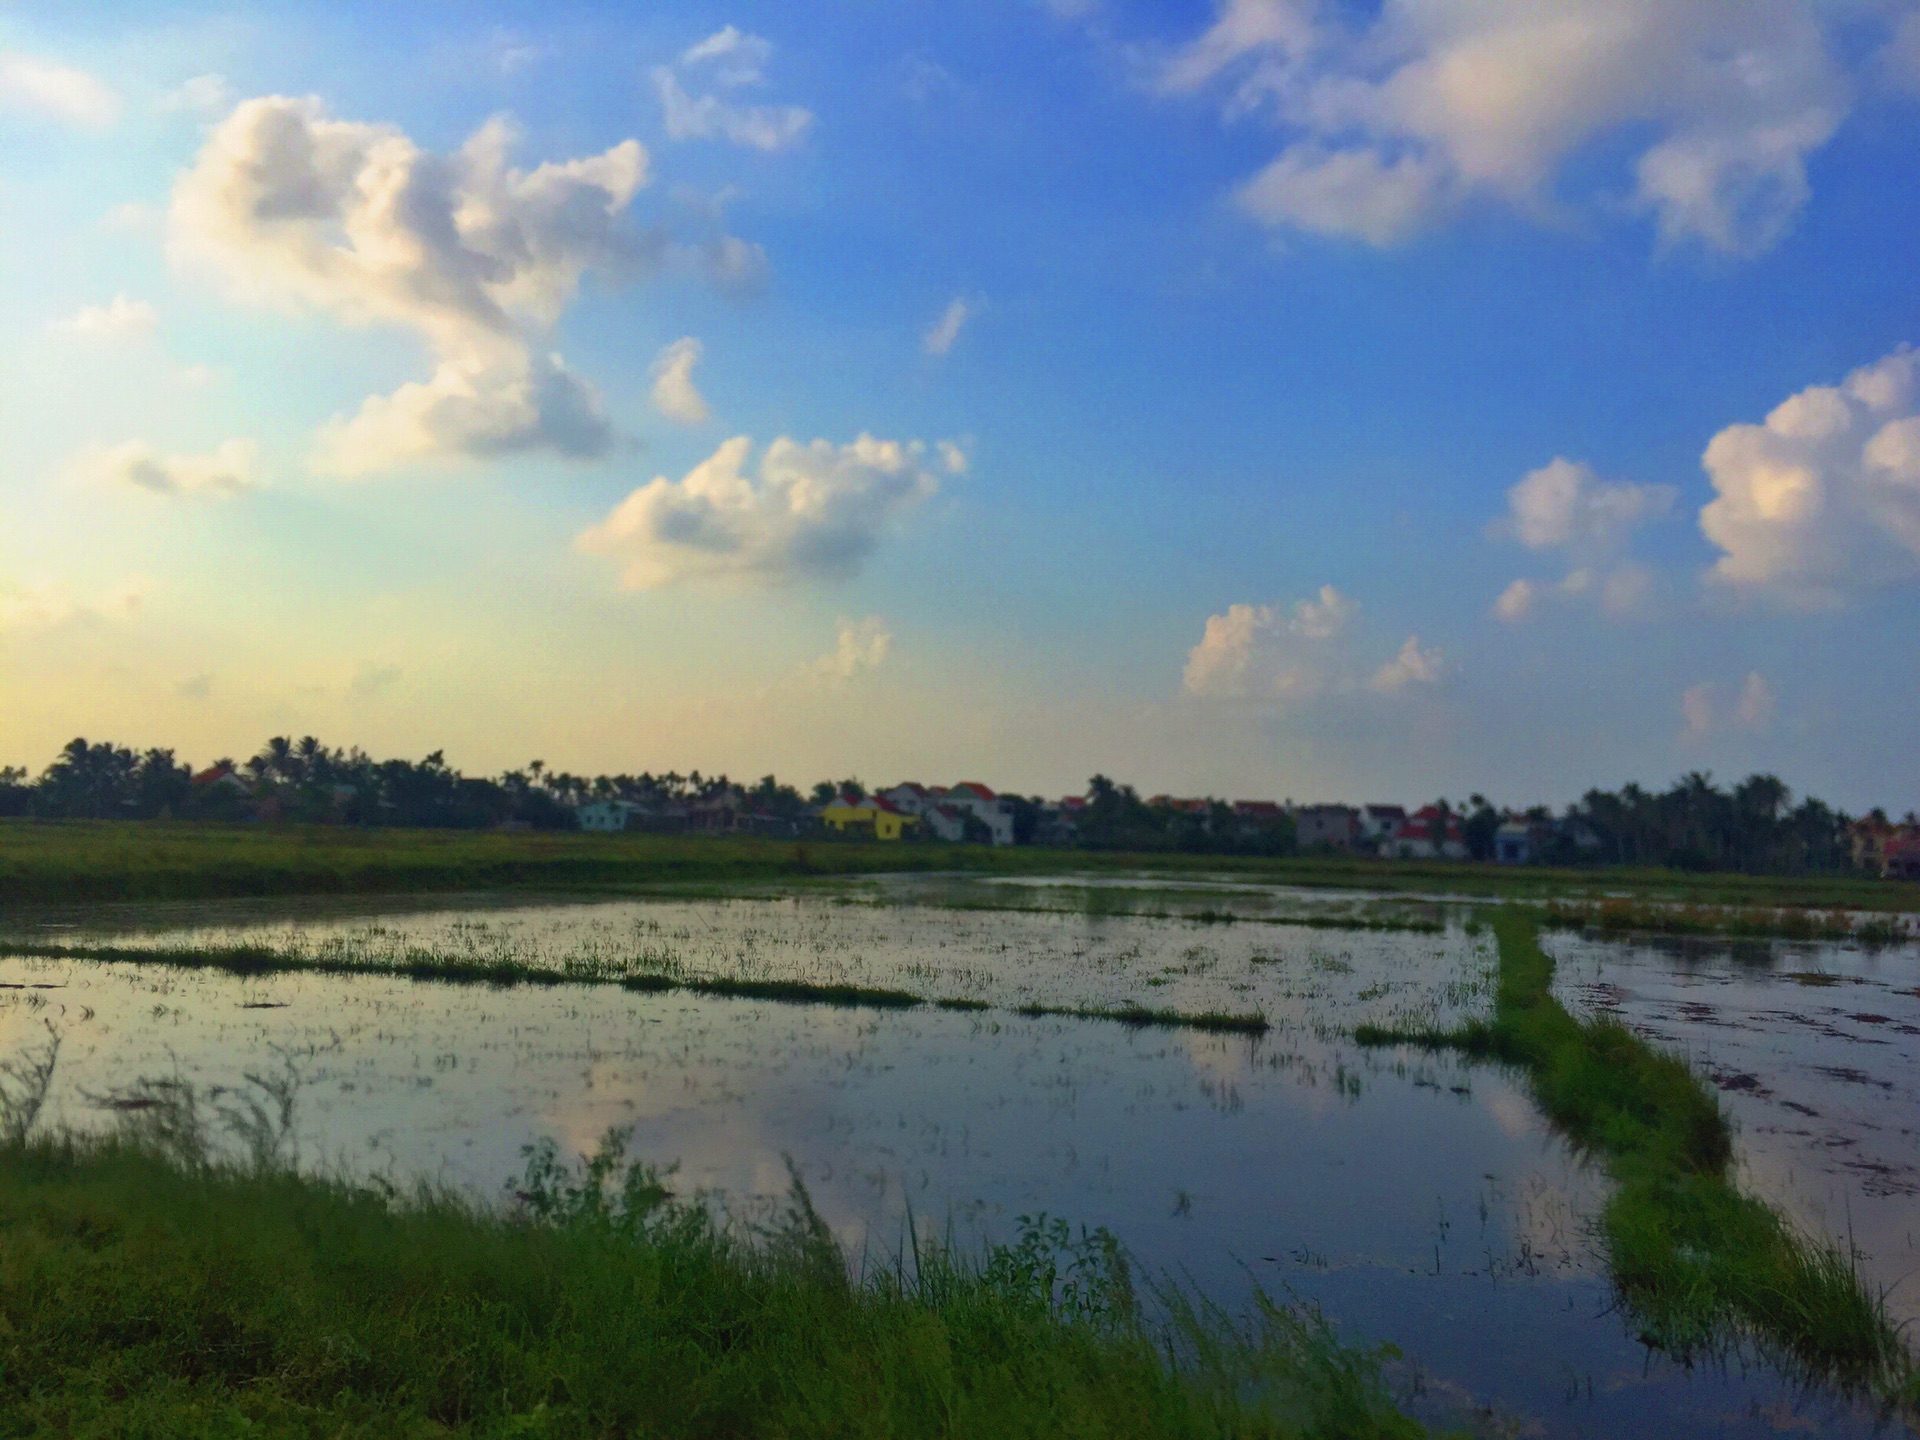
923 297 972 357
0 51 119 128
682 26 775 87
160 74 232 115
1495 561 1657 623
171 98 660 475
1499 458 1676 553
1492 578 1538 623
654 69 813 151
1164 0 1869 254
0 578 145 632
937 440 970 475
48 294 158 339
1369 634 1445 692
1492 458 1673 621
815 616 893 681
577 434 944 588
649 337 710 425
65 439 259 498
1699 343 1920 604
1681 671 1776 736
1183 586 1438 704
1237 145 1452 246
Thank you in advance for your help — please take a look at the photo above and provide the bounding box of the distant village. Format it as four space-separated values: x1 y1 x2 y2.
579 778 1920 880
6 736 1917 879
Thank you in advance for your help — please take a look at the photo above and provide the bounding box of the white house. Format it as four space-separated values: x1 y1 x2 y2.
577 800 640 833
879 782 936 816
1292 804 1358 851
938 782 1016 845
1358 805 1406 849
1494 820 1539 865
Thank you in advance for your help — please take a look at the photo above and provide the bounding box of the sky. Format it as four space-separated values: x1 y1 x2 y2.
3 0 1919 810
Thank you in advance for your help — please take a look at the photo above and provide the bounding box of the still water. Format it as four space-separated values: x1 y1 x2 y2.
0 880 1911 1438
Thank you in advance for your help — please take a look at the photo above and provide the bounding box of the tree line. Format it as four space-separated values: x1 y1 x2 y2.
0 735 1899 874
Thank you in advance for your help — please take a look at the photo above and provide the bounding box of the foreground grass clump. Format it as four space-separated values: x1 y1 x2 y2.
0 1125 1425 1439
1357 913 1916 1406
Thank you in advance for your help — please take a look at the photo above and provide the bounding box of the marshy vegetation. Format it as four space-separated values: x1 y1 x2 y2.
0 1032 1426 1439
1536 897 1918 946
1357 912 1919 1408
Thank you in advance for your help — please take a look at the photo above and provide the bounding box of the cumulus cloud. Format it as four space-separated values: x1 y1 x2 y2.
1182 586 1439 704
1369 634 1445 692
1498 458 1676 553
654 29 812 152
1699 343 1920 604
1164 0 1869 254
65 439 259 498
815 616 893 681
576 434 944 588
923 297 972 357
1492 458 1672 621
649 337 710 424
171 97 661 475
0 51 119 128
48 294 159 339
1682 672 1776 737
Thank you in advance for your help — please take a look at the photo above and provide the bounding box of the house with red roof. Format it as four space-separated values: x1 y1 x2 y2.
936 781 1015 845
1386 806 1468 860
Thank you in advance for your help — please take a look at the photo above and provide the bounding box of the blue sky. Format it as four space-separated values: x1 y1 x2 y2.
4 1 1919 809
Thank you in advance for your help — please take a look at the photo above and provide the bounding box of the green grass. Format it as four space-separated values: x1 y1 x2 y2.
1357 912 1917 1406
0 939 1264 1037
1537 898 1918 946
6 819 1917 912
1014 1003 1271 1036
0 1119 1427 1438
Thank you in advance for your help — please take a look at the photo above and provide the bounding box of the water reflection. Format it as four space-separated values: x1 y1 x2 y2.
0 886 1903 1438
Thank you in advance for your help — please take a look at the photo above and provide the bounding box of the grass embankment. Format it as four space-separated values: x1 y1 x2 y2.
1357 913 1916 1405
6 819 1918 912
0 1121 1423 1437
0 939 1266 1035
1539 898 1917 946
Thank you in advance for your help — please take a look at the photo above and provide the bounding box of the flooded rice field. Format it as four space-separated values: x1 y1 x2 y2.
1 875 1914 1438
1552 929 1920 1328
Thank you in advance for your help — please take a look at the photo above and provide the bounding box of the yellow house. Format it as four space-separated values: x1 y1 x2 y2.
820 795 919 841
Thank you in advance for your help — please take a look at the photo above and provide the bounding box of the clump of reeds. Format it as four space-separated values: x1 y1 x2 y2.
0 1048 1425 1438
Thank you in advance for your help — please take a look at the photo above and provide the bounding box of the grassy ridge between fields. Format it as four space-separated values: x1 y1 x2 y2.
0 938 1272 1036
4 819 1919 912
0 1118 1426 1438
1357 912 1918 1408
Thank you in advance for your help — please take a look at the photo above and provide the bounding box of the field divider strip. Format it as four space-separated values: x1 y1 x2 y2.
1356 910 1917 1409
0 942 1266 1034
